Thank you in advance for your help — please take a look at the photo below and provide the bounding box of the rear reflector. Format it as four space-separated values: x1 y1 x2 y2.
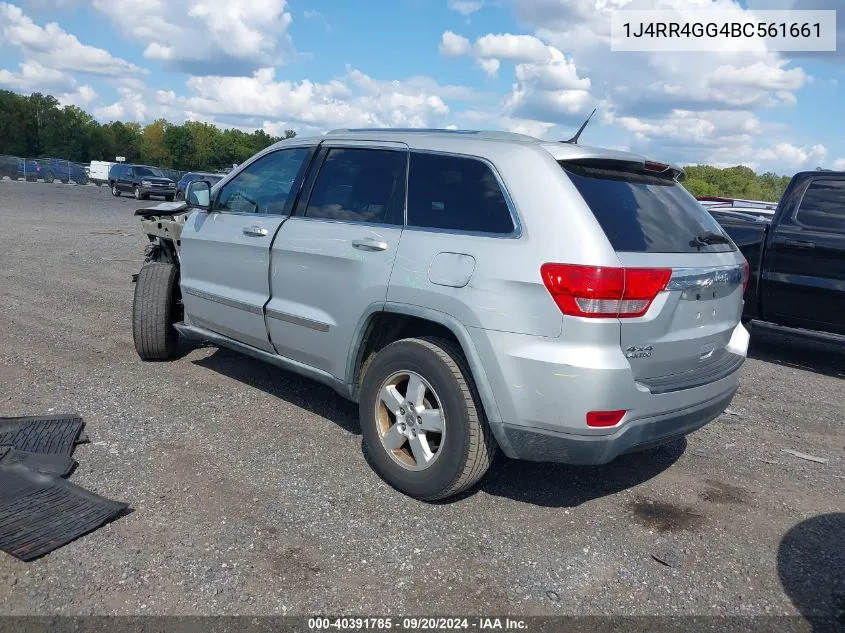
541 264 671 318
586 410 626 427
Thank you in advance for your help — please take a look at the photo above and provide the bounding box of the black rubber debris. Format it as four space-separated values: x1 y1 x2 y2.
0 446 76 478
0 414 84 455
0 463 128 561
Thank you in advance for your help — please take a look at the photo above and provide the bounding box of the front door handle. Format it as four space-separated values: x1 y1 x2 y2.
243 225 268 237
782 239 816 249
352 238 389 252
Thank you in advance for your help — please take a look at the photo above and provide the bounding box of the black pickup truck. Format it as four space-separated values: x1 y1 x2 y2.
710 171 845 340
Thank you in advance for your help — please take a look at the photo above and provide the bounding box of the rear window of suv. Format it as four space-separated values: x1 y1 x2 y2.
561 160 735 253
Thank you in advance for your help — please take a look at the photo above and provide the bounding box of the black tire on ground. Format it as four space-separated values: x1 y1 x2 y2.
166 195 175 202
45 171 54 183
175 191 185 201
359 336 497 500
111 183 120 196
60 178 69 184
132 262 179 361
134 186 142 200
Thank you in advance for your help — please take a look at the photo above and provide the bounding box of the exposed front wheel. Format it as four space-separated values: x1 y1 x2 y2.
134 186 142 200
132 262 180 361
111 183 120 197
359 337 496 500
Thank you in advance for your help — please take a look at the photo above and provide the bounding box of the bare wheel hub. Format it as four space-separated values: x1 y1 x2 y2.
376 371 445 472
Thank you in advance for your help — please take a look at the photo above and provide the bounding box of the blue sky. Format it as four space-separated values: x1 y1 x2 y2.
0 0 842 174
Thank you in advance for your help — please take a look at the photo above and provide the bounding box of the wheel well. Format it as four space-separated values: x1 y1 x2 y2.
145 236 179 265
352 312 463 399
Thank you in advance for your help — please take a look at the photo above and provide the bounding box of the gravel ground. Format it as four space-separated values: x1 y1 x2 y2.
0 180 842 618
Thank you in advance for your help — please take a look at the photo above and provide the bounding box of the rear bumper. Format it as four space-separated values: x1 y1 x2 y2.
501 387 737 464
468 323 748 463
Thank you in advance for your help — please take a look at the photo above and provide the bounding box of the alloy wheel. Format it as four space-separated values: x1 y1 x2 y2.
375 370 446 471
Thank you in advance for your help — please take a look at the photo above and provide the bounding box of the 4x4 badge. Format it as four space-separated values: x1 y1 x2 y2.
626 345 653 359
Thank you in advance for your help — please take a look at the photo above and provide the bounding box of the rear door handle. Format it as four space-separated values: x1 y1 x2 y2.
242 225 268 237
782 239 816 249
352 238 389 252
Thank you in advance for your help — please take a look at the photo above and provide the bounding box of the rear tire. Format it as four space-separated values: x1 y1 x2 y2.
132 262 179 361
359 336 496 500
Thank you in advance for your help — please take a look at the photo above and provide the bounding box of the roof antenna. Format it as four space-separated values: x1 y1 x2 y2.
562 108 597 144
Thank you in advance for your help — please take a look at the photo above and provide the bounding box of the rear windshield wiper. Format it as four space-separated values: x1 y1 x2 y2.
691 232 732 247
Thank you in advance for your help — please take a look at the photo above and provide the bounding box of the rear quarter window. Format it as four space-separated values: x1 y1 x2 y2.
795 180 845 233
407 152 515 234
561 160 734 253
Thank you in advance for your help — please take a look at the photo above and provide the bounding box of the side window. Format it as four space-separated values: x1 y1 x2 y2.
216 147 311 215
407 152 515 234
304 148 406 225
796 180 845 233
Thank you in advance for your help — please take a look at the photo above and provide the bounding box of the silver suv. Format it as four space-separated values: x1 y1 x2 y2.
132 129 750 500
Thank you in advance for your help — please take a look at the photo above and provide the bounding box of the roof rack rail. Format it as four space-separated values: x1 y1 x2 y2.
326 128 480 135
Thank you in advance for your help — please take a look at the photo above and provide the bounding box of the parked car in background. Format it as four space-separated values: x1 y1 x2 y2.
34 158 88 184
131 129 749 500
175 172 224 200
17 158 40 181
714 171 845 340
0 155 18 180
698 196 778 216
158 167 186 185
89 160 115 187
109 163 176 200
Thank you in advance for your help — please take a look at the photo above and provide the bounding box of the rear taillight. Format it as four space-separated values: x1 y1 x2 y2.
586 410 627 427
741 261 750 293
541 264 671 318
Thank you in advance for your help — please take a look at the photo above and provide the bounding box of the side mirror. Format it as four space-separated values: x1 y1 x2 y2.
186 180 212 210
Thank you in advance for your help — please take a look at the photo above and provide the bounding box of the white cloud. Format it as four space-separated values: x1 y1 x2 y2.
439 31 472 57
448 0 483 17
0 60 75 91
761 143 827 167
507 0 809 116
709 62 807 92
58 84 97 107
159 67 461 135
833 158 845 171
94 87 149 122
475 58 500 78
475 33 554 63
0 2 143 77
442 30 593 120
90 0 293 74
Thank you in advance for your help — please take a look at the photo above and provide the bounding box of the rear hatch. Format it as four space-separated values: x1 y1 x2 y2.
559 159 747 385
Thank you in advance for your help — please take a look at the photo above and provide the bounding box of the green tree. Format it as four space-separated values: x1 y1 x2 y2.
683 164 790 202
164 123 195 170
140 119 171 167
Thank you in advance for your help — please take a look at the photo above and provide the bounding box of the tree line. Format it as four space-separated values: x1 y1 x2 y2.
0 90 294 171
683 164 792 202
1 89 799 200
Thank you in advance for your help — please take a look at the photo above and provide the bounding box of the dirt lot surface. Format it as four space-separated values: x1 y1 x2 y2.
0 181 842 618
